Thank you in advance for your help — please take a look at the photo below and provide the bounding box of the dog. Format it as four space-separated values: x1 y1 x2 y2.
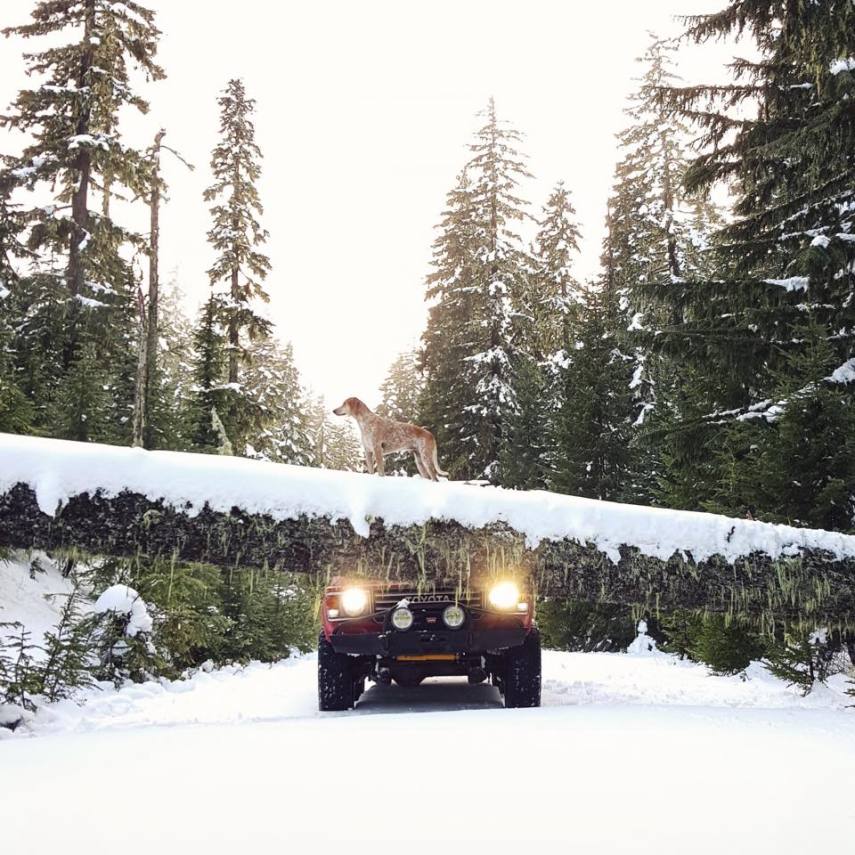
332 397 448 481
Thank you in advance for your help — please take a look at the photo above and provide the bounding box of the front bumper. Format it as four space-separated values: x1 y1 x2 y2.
328 623 529 657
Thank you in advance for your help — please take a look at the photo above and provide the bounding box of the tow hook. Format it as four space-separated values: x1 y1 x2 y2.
467 665 487 685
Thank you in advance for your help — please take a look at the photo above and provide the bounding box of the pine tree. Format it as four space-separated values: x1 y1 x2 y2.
0 284 32 434
531 182 583 484
53 339 112 442
550 281 634 499
603 34 724 503
0 0 164 442
654 3 855 529
187 295 229 453
530 181 582 362
0 622 40 712
149 275 196 450
204 78 272 451
500 353 548 490
377 350 423 422
420 99 533 482
306 395 363 471
38 587 98 701
419 171 481 479
242 337 313 465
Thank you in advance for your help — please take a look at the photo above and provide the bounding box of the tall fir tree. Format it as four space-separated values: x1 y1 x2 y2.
655 1 855 529
604 34 723 503
531 182 584 486
0 0 164 442
187 294 229 453
530 181 583 362
306 395 363 471
550 277 634 500
377 349 423 422
242 337 313 465
420 99 533 482
203 78 272 453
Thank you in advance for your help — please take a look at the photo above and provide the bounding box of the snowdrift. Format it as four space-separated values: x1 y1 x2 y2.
1 433 853 623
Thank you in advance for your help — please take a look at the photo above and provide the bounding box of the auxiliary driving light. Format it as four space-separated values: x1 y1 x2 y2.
391 606 414 631
488 581 521 610
442 604 466 629
340 587 369 617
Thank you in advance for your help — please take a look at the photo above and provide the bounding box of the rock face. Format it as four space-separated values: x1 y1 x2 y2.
1 481 853 628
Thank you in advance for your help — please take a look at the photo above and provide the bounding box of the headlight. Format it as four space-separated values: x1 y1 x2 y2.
442 604 466 629
488 581 520 610
340 587 369 617
391 606 414 631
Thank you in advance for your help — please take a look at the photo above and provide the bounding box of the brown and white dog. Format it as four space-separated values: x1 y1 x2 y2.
332 397 448 481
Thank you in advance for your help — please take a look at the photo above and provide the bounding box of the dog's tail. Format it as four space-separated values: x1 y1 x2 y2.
432 442 449 479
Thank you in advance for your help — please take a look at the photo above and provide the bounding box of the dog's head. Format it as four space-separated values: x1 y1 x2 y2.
332 397 364 418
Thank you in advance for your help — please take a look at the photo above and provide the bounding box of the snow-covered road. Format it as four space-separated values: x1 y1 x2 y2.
3 651 854 854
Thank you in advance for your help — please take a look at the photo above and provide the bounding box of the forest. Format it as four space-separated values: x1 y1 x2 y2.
0 0 854 701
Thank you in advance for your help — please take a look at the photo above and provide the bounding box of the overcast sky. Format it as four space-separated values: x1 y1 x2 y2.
0 0 739 407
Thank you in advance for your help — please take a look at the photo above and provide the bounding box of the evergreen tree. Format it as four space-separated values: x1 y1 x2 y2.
187 294 229 453
550 281 634 499
0 284 32 434
419 171 481 478
604 34 724 503
377 349 423 422
420 99 533 482
307 395 363 471
0 0 164 442
530 181 582 362
531 182 583 485
654 2 855 529
500 352 549 490
242 337 313 465
38 588 98 701
204 78 272 450
53 339 113 442
145 275 196 450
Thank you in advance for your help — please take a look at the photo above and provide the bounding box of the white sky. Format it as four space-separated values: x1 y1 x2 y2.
0 0 740 407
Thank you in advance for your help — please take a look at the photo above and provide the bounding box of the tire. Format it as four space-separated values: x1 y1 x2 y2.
318 632 354 711
503 628 541 708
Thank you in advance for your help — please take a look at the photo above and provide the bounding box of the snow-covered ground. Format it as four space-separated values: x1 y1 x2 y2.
2 653 854 853
3 555 854 852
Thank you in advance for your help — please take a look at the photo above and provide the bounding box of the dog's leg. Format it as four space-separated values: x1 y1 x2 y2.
364 447 375 474
413 451 430 480
373 443 386 476
418 445 438 481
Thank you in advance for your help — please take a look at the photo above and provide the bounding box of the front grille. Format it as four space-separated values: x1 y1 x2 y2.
372 587 483 613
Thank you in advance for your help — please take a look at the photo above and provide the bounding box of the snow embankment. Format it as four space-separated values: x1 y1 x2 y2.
0 554 76 649
2 432 855 564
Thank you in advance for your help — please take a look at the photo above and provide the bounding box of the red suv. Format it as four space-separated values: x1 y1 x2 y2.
317 577 541 710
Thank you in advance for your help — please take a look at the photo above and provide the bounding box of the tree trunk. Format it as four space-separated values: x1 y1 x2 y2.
1 481 852 628
143 130 166 448
67 1 95 300
131 284 147 447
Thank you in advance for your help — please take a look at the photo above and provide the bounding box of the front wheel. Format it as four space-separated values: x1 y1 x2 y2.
318 632 354 711
503 629 541 708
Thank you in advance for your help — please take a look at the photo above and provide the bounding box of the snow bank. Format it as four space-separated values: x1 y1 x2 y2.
0 554 77 651
93 585 152 637
2 433 855 565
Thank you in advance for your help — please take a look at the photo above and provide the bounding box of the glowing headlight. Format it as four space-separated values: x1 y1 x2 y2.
391 607 414 631
488 581 520 610
442 604 466 629
340 587 369 617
